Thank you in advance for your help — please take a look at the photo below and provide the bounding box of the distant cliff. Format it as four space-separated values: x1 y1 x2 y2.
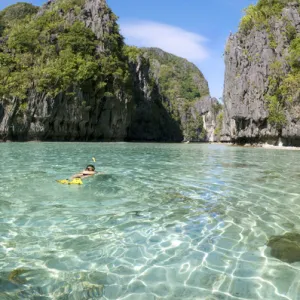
0 0 217 142
222 0 300 146
138 47 220 142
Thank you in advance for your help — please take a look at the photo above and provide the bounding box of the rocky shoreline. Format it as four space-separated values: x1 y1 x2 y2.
2 139 300 151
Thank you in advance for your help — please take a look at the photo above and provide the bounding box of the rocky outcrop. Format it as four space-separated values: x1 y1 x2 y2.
0 0 218 142
0 0 131 141
193 96 220 142
0 90 132 141
221 1 300 146
267 233 300 263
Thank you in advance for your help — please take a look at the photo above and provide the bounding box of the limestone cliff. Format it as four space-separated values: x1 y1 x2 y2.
222 0 300 146
0 0 131 141
0 0 216 142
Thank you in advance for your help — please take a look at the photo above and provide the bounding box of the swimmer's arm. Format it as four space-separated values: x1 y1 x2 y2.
82 170 96 175
70 172 84 179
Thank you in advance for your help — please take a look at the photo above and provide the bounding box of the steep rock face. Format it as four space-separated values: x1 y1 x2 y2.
222 1 300 145
0 0 216 142
0 90 132 141
126 55 183 141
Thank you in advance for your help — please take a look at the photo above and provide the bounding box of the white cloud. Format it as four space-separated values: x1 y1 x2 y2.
120 20 210 63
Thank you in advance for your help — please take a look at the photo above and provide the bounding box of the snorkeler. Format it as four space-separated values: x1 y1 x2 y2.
70 164 97 180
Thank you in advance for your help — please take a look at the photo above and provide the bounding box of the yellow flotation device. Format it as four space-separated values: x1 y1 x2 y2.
56 178 83 185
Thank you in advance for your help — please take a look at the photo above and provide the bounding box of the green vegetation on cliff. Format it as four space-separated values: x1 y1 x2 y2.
0 0 127 100
142 48 209 103
214 110 223 138
239 0 298 33
184 113 206 141
140 48 209 140
267 15 300 127
238 0 300 128
0 2 38 36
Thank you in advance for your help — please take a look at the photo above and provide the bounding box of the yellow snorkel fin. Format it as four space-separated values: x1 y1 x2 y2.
56 178 83 185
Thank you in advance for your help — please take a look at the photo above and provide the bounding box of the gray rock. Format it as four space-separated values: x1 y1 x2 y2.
267 232 300 263
221 2 300 146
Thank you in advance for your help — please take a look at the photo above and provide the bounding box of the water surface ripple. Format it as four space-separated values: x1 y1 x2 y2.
0 143 300 299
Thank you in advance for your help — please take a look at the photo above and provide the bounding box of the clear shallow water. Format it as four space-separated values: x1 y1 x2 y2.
1 143 300 299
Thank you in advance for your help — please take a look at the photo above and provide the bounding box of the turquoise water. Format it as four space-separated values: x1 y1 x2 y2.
1 143 300 300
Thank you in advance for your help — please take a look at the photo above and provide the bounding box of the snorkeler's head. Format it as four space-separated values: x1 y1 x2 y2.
86 164 95 171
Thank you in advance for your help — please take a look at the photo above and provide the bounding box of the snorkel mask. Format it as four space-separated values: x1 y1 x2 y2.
86 164 95 171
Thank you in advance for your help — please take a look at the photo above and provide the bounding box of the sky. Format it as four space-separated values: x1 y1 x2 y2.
1 0 257 99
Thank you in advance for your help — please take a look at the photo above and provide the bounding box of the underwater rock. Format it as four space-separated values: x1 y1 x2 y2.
54 281 104 299
267 233 300 263
81 281 104 298
8 268 28 284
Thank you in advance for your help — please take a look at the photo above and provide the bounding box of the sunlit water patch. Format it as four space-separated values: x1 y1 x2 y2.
1 143 300 299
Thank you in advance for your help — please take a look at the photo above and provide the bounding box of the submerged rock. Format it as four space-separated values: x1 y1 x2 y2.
8 268 29 285
53 281 104 299
267 233 300 263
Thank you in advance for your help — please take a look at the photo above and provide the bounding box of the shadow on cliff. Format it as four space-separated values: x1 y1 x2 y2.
0 103 4 124
126 96 183 142
126 63 183 142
